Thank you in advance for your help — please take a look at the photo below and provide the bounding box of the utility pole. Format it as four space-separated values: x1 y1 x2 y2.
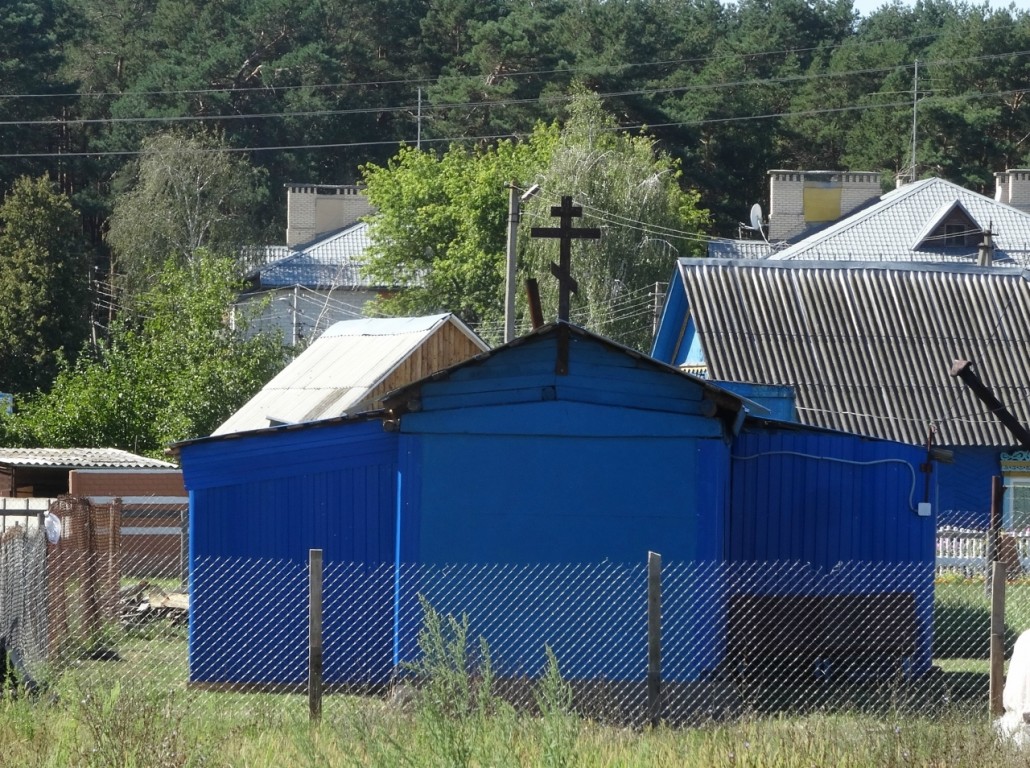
504 183 540 343
911 60 919 182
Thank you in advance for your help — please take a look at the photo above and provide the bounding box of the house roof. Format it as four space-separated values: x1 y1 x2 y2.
768 178 1030 265
211 313 489 436
707 239 774 259
671 258 1030 447
252 222 376 289
0 447 176 469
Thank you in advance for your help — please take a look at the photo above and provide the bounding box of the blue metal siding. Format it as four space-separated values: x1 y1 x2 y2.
729 428 932 563
728 426 935 674
183 421 399 685
651 269 688 362
416 432 719 564
395 419 730 681
418 332 712 417
714 381 797 422
934 446 999 528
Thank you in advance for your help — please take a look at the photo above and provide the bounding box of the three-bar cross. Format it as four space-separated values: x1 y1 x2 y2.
530 196 601 322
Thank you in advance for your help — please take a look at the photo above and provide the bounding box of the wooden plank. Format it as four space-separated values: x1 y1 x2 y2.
647 552 662 728
990 560 1006 717
309 548 324 724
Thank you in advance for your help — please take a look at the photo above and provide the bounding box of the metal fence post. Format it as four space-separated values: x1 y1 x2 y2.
647 551 662 727
309 548 324 724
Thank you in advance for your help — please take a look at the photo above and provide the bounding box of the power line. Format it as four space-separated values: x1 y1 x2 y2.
4 78 1024 161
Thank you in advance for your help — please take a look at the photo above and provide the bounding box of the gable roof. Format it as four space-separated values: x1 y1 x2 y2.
767 178 1030 265
251 222 377 289
0 447 176 469
212 313 489 436
667 258 1030 447
383 320 747 424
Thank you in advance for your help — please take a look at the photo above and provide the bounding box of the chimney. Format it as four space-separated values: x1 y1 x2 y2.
995 169 1030 214
286 184 375 247
767 170 881 242
978 227 994 267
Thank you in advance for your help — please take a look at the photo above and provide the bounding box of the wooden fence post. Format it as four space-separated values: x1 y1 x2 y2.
309 549 324 724
986 477 1004 590
647 551 662 728
990 560 1007 718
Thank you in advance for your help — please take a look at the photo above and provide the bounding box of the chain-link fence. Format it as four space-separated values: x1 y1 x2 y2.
3 503 1029 729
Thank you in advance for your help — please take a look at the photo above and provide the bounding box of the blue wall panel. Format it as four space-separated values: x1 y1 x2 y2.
934 446 999 528
397 416 730 682
184 420 399 685
418 331 710 417
650 269 689 362
727 426 935 675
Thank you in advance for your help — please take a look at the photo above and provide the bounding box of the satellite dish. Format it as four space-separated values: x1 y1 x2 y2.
750 203 763 233
746 203 770 244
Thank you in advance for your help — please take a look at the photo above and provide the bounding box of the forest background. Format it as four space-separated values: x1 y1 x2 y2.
2 0 1030 452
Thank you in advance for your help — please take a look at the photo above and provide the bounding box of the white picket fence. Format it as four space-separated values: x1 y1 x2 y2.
936 525 1030 575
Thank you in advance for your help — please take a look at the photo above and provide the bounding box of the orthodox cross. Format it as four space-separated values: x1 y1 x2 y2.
530 196 600 322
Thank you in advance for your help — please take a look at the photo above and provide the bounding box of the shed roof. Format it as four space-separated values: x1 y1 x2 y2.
768 178 1030 264
212 313 489 436
0 447 176 469
670 258 1030 447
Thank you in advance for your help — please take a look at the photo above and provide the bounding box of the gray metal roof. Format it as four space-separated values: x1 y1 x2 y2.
676 258 1030 447
706 239 774 259
255 222 376 289
213 313 489 435
768 178 1030 265
0 447 177 469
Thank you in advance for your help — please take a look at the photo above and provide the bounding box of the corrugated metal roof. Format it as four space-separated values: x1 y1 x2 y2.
212 313 489 435
0 447 177 469
769 178 1030 264
676 258 1030 447
255 222 377 288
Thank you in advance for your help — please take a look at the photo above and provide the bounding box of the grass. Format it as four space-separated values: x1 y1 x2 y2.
1 681 1027 768
3 582 1030 766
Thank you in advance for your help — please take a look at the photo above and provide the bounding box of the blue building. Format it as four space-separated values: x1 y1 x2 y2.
653 258 1030 531
176 322 934 690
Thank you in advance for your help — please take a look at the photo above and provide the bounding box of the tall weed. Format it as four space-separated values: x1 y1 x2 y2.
403 596 508 767
74 680 204 768
534 646 579 768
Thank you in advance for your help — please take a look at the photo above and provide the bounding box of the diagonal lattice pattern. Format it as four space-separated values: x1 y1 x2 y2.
0 508 1025 726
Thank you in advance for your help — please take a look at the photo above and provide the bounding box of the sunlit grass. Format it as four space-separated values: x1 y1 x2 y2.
4 583 1030 766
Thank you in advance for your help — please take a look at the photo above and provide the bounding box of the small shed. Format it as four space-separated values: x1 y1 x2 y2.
0 448 187 578
213 313 488 435
176 323 935 690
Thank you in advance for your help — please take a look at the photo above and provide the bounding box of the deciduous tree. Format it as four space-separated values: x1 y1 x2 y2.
105 129 269 307
0 251 288 454
361 92 711 350
522 91 711 351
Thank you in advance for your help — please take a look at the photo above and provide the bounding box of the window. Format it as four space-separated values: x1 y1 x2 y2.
1004 476 1030 529
944 223 967 247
